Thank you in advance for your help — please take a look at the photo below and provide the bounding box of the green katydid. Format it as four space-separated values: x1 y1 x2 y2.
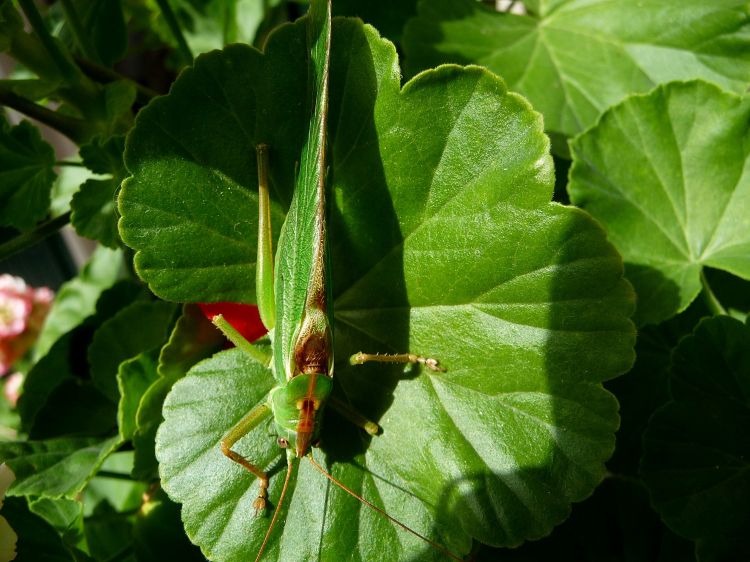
205 1 461 561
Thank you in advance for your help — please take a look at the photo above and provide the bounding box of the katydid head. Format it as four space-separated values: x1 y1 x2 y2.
270 372 333 458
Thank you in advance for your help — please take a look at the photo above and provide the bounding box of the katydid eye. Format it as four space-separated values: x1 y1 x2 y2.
277 438 289 448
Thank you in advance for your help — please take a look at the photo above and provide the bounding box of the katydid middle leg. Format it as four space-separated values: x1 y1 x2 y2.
349 351 446 372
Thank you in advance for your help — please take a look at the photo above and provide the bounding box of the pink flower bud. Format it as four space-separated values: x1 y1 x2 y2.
0 275 54 376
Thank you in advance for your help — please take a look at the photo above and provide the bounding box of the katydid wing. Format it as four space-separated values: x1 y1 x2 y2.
209 1 460 560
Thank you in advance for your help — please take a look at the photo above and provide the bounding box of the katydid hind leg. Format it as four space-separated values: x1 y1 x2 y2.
220 402 273 514
255 143 276 331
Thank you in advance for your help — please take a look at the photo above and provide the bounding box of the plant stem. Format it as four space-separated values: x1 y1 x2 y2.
700 269 727 316
0 88 89 142
74 55 159 105
95 470 136 481
55 160 87 167
0 212 72 262
16 0 80 83
154 0 194 66
59 0 98 62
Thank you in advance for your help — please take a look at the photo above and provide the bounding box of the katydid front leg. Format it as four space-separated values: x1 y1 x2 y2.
220 402 273 514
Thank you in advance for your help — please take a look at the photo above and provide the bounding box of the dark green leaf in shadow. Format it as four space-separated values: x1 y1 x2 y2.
606 299 710 475
475 477 696 562
80 135 126 176
74 0 127 66
132 488 204 562
118 350 160 441
641 316 750 553
132 374 179 481
28 496 85 549
403 0 750 137
0 436 119 498
1 496 75 562
88 300 177 402
569 81 750 325
333 0 417 43
71 177 121 247
0 116 57 230
33 246 125 361
157 304 225 379
84 500 132 562
71 135 127 247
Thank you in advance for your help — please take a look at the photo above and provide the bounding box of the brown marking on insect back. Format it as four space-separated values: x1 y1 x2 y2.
294 373 320 457
293 329 330 375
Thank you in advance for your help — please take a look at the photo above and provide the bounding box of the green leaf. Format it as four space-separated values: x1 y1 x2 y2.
641 316 750 552
132 374 178 481
1 496 76 562
88 300 178 402
28 496 86 548
569 80 750 325
0 436 120 499
476 478 696 562
151 0 276 56
70 177 121 247
20 329 86 437
83 500 132 562
117 350 160 441
76 0 127 66
72 136 126 247
605 301 709 475
0 116 57 230
33 246 125 360
79 135 126 175
132 488 204 561
146 16 636 560
84 452 146 513
118 40 298 302
333 0 416 42
402 0 750 137
0 0 23 52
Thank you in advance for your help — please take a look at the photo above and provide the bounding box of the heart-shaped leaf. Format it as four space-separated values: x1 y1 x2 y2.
402 0 750 138
130 15 636 560
641 316 750 554
569 80 750 325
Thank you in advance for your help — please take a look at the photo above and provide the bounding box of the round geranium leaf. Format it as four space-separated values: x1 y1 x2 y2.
147 15 636 560
403 0 750 138
569 80 750 325
641 316 750 552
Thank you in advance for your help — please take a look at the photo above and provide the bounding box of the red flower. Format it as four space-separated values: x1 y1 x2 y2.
198 302 267 344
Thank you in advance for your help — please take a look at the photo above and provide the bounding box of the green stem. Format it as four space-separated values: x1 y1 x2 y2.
55 160 86 167
0 88 89 142
0 212 72 262
154 0 194 66
16 0 80 83
95 470 136 481
59 0 98 62
700 269 727 316
74 56 159 105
